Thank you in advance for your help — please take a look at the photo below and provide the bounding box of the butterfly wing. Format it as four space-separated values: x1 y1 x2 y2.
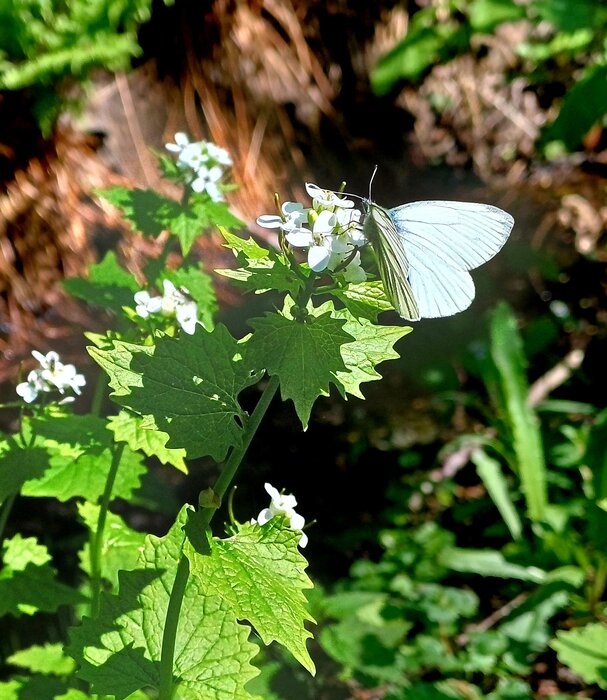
363 202 420 320
388 200 514 318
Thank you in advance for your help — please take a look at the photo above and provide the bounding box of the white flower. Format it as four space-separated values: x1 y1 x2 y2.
257 202 310 233
165 133 232 200
305 182 355 209
134 290 163 319
134 281 199 334
254 482 308 547
16 351 86 403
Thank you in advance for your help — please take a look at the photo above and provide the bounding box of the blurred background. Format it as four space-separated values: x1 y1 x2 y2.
2 0 607 697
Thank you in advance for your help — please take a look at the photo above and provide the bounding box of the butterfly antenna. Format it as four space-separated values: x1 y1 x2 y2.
368 165 378 201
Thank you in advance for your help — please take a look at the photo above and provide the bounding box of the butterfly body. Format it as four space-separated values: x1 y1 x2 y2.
362 199 514 321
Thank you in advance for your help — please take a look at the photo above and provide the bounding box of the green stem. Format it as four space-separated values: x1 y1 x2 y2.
0 493 16 548
157 375 280 699
89 442 125 618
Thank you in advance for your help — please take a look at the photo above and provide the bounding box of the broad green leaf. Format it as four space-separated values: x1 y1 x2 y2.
542 65 607 152
20 415 145 502
77 502 147 588
471 448 522 541
187 519 315 674
68 508 261 699
89 336 152 396
0 440 50 502
0 535 85 616
489 303 547 521
64 251 139 315
551 623 607 689
248 307 352 428
329 304 411 400
107 410 187 473
116 325 261 460
439 547 546 582
330 280 393 322
217 229 303 296
7 643 76 676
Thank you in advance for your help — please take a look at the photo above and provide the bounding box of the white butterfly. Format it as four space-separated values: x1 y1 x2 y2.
362 199 514 321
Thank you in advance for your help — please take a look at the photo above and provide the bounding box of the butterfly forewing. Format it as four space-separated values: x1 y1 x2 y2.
363 202 420 320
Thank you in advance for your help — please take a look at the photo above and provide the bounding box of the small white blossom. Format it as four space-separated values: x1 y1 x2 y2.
165 132 232 201
16 351 86 404
134 280 199 334
253 482 308 547
305 182 355 209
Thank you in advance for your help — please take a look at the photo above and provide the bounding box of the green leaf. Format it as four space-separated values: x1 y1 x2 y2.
7 643 76 676
330 280 393 322
468 0 526 32
77 502 147 588
532 0 607 31
67 508 261 699
0 535 85 616
88 337 152 396
439 547 546 583
63 251 139 315
248 306 353 428
489 303 547 521
542 65 607 152
471 448 522 541
0 440 50 502
217 229 303 296
107 410 187 473
329 304 411 400
114 326 262 460
98 187 242 255
0 675 74 700
371 10 469 95
20 415 145 502
551 623 607 689
187 519 315 674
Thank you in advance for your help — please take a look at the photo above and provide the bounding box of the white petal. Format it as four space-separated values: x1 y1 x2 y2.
289 512 305 531
256 508 273 525
264 483 280 500
298 531 308 548
16 382 37 403
286 229 314 248
305 183 323 199
257 215 283 229
308 245 331 272
313 210 337 234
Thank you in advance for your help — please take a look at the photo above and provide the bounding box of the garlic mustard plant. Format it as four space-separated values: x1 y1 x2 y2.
3 133 414 700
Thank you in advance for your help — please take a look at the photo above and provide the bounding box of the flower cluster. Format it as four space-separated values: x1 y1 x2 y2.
16 351 86 404
165 132 232 201
134 280 199 335
257 183 368 282
253 482 308 547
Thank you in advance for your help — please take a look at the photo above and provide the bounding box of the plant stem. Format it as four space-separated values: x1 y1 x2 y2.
0 493 16 548
89 442 125 618
157 374 280 699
